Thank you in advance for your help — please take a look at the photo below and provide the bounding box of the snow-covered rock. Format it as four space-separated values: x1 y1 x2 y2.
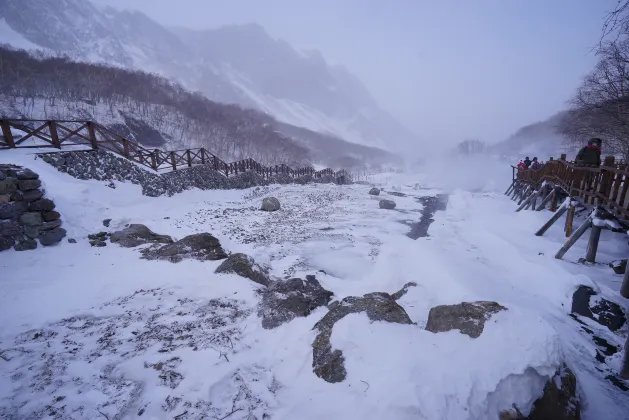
215 253 271 287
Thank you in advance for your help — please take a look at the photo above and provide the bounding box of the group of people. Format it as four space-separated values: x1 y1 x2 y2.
516 137 603 170
517 156 543 170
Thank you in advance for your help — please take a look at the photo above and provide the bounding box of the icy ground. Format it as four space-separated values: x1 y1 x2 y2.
1 151 629 419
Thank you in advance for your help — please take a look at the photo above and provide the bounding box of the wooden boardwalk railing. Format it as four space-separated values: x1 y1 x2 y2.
0 119 350 181
512 153 629 221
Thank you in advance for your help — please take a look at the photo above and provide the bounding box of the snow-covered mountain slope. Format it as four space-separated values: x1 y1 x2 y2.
492 112 577 160
1 149 628 419
0 0 418 151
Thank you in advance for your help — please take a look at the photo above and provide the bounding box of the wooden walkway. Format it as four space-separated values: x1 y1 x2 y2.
0 119 350 181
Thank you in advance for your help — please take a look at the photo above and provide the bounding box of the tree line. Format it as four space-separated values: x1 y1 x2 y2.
558 3 629 161
0 46 311 166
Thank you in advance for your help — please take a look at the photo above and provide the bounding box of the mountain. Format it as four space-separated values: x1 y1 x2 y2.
0 46 398 170
492 112 577 160
0 0 418 152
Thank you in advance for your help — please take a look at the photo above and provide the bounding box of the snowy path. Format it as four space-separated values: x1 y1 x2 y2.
1 151 629 419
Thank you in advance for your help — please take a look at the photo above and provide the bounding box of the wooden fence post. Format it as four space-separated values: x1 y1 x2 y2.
1 120 15 147
122 138 130 158
87 122 98 149
621 263 629 299
564 203 575 237
549 188 559 212
200 149 206 165
170 152 177 171
186 150 192 167
621 335 629 379
585 221 603 263
48 121 61 149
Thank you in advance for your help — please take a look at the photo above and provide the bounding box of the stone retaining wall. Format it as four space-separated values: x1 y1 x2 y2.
39 150 339 197
0 165 65 252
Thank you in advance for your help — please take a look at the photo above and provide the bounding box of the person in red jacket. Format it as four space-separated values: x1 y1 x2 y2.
517 160 526 169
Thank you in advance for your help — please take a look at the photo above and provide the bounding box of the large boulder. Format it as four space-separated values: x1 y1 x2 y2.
0 236 14 251
379 199 396 210
368 187 380 196
141 233 227 263
22 189 44 202
425 301 506 338
261 197 281 212
16 168 39 180
0 177 17 195
572 285 626 332
39 227 66 246
0 220 20 236
260 275 333 329
18 179 41 191
29 199 55 212
19 212 43 226
501 364 581 420
110 224 173 248
215 253 271 286
312 292 412 383
14 238 38 251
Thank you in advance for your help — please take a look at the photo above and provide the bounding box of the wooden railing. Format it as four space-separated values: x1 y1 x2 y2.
0 119 351 181
513 153 629 220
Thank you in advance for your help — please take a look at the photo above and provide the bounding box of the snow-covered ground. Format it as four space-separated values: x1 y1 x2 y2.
1 150 628 419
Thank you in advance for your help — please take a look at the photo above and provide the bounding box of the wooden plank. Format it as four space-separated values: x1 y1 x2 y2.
555 217 592 260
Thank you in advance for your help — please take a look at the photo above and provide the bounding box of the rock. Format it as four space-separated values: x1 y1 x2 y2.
103 218 112 227
29 199 55 212
88 232 108 240
19 212 43 226
18 179 41 191
42 211 61 222
572 285 626 332
141 233 227 263
0 236 14 251
391 282 418 300
368 187 380 196
110 224 173 248
40 220 62 231
610 259 627 275
388 191 407 197
215 253 271 286
23 225 39 239
39 227 67 246
0 220 20 236
16 169 39 180
0 201 27 219
0 177 17 195
260 275 334 329
90 240 107 247
261 196 281 212
425 301 507 338
0 195 9 205
379 199 396 209
312 292 412 383
526 364 580 420
21 189 44 202
67 238 77 244
14 239 37 251
9 191 23 201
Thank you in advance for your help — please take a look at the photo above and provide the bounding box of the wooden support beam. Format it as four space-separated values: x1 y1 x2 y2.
122 138 130 158
1 120 15 147
620 335 629 379
528 188 539 210
585 223 602 263
564 203 575 237
48 121 61 148
518 185 531 205
535 204 568 236
170 151 177 171
517 189 538 212
186 149 192 167
536 186 556 211
555 217 592 260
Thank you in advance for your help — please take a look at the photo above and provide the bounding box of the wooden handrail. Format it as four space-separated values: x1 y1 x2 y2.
0 118 352 182
514 156 629 220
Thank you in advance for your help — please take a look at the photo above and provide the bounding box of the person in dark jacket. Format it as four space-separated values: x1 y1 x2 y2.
576 138 602 166
523 156 532 168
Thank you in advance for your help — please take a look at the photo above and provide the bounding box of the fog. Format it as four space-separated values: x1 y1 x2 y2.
94 0 616 147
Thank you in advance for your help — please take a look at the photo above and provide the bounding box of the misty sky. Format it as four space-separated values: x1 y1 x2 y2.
93 0 618 145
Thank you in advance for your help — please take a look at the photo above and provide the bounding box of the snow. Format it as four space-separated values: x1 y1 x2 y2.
0 19 42 51
1 150 629 419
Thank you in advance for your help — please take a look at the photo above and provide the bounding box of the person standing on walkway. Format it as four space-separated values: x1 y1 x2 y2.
576 138 602 166
523 156 532 168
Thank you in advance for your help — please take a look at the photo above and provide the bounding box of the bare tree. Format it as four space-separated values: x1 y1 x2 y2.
456 139 486 155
